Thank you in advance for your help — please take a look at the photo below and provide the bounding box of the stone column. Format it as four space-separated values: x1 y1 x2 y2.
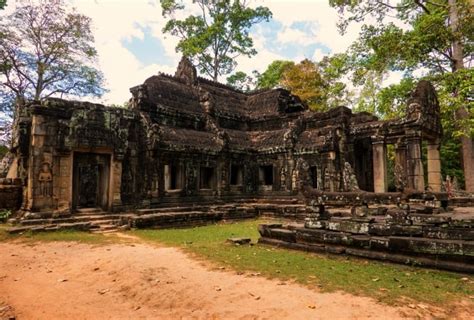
406 132 425 191
111 157 122 208
427 142 442 192
372 139 388 193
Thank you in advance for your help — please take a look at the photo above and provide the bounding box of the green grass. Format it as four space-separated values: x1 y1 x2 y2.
0 223 112 244
132 219 474 306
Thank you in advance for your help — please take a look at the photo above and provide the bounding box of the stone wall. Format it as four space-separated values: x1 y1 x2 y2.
0 178 22 211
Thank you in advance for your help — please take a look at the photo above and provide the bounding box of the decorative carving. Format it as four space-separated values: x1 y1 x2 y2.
280 166 287 191
342 162 360 192
38 162 53 197
394 164 407 191
175 56 197 86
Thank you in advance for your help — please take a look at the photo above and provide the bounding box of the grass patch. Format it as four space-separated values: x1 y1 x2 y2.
0 223 112 244
132 219 473 305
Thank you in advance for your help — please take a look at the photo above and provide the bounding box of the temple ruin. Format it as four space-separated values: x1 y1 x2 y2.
1 57 473 272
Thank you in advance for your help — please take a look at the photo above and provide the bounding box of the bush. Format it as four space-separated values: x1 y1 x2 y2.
0 209 12 222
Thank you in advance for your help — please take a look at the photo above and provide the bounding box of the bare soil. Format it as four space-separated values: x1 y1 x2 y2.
0 239 467 320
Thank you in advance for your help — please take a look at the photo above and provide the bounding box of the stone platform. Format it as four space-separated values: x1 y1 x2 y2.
258 205 474 273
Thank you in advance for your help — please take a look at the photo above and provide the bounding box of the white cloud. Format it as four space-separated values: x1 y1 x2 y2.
1 0 383 104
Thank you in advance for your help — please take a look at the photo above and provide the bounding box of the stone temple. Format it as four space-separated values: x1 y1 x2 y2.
1 57 473 272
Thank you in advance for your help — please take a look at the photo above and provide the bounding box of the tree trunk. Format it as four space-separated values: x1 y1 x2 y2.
448 0 474 191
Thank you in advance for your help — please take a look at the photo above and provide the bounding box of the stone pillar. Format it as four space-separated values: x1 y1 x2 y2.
406 132 425 191
57 154 72 212
111 158 122 207
372 139 388 193
427 142 442 192
395 143 407 169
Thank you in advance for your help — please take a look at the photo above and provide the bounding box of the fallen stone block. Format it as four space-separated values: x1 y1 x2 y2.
226 237 251 245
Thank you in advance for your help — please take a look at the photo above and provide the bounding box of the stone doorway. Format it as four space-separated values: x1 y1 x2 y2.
73 153 111 211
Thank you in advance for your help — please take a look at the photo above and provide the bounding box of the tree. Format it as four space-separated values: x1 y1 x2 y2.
0 0 6 10
256 60 294 89
161 0 272 81
330 0 474 190
0 0 105 113
281 59 328 112
226 71 257 92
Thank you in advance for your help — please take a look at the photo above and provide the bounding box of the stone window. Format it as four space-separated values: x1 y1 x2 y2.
309 166 318 188
164 164 183 191
259 165 273 186
200 167 216 189
230 165 243 186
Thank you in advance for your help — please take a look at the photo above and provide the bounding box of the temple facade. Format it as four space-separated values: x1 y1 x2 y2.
6 57 443 215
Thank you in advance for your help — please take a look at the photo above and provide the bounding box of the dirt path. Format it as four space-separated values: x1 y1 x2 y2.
0 239 451 319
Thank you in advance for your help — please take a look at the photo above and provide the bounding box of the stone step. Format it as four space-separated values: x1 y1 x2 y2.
7 222 93 234
75 207 105 215
136 206 211 215
90 219 121 226
19 214 129 226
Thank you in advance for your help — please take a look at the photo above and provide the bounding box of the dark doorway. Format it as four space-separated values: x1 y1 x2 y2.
230 165 243 186
259 165 274 186
309 166 318 188
200 167 216 189
164 163 184 190
73 153 110 210
353 139 374 192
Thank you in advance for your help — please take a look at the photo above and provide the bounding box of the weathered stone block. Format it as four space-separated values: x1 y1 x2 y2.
268 228 296 243
388 236 467 256
327 220 370 234
385 209 409 224
351 206 368 217
422 227 474 241
370 237 390 251
409 214 452 225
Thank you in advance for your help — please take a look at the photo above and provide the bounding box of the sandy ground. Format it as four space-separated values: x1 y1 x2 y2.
0 239 468 320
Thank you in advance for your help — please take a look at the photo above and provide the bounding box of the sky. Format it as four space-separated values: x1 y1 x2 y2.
2 0 402 105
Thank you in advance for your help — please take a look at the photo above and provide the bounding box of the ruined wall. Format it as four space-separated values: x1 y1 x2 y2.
0 178 22 211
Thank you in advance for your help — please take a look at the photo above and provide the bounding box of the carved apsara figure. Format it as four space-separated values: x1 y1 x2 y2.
38 162 53 197
394 164 407 191
342 162 360 192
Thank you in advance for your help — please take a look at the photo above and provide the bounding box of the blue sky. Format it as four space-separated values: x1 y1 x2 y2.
2 0 376 104
62 0 370 104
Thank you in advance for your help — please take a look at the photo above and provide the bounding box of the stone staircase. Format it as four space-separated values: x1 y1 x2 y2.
7 196 310 233
126 197 308 229
7 208 133 234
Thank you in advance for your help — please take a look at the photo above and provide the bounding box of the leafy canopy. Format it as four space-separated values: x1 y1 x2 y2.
256 60 295 89
330 0 474 186
161 0 272 81
280 59 327 112
330 0 473 131
0 0 106 112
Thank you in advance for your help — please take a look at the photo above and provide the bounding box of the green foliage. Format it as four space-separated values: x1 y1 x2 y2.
330 0 473 125
256 60 294 89
226 70 257 92
330 0 474 187
281 59 327 112
0 145 7 159
0 209 11 222
132 219 474 305
0 0 106 111
0 0 6 10
161 0 272 81
256 56 352 110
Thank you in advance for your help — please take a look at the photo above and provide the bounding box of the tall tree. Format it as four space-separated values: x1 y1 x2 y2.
281 59 328 112
330 0 474 190
256 60 294 89
0 0 105 111
161 0 272 81
226 70 257 92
